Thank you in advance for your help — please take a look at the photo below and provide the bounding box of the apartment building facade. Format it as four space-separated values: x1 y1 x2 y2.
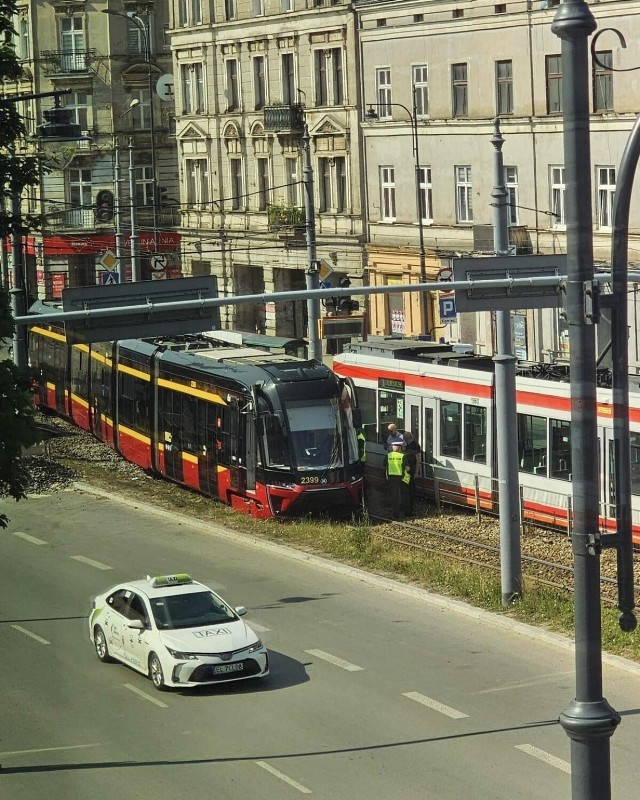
9 0 179 298
355 0 640 366
169 0 365 339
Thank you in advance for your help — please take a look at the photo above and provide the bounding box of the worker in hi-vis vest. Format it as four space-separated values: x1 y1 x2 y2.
385 441 410 519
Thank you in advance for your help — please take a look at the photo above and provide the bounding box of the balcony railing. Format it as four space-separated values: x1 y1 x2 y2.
263 104 304 133
267 203 305 231
54 209 95 230
39 50 97 76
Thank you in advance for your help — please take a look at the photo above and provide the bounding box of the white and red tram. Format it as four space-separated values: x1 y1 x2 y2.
333 338 640 543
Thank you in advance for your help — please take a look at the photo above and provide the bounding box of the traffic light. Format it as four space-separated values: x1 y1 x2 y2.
95 189 114 223
336 276 359 314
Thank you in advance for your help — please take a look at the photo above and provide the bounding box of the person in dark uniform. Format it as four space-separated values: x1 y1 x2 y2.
403 431 421 515
385 441 410 519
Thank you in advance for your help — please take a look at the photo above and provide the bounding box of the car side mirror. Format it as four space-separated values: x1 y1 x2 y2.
127 619 145 630
235 605 247 617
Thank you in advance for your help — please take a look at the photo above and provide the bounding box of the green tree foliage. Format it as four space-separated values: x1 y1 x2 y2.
0 0 42 526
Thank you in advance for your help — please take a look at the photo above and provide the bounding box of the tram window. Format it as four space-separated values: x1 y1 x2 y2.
423 408 433 461
440 401 462 458
118 372 135 427
631 434 640 496
550 418 572 480
517 413 547 474
464 405 486 463
181 394 197 451
71 348 88 398
133 380 150 432
378 390 404 444
356 387 377 442
260 415 289 468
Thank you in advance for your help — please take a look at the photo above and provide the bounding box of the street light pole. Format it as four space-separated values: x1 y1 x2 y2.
301 123 322 361
366 95 431 335
551 2 620 797
128 137 141 282
114 137 124 282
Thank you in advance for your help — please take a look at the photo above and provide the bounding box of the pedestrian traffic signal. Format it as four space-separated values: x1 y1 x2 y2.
95 189 114 223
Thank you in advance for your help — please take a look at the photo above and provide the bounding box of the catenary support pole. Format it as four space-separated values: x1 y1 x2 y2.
490 118 522 605
552 3 620 798
302 123 322 361
10 187 27 369
114 137 124 282
128 138 141 282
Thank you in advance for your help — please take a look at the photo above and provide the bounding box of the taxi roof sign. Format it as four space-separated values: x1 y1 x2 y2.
147 573 193 588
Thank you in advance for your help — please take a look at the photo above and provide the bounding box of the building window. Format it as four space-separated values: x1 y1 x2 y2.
505 166 519 225
380 166 396 221
452 8 464 17
546 55 562 114
495 4 506 12
135 161 154 207
376 67 392 119
252 0 264 15
59 16 85 71
281 0 293 10
281 53 296 104
318 156 347 213
593 50 613 112
455 165 473 223
127 15 151 56
597 167 615 230
496 60 513 115
230 158 244 210
226 59 239 111
131 88 151 129
314 48 344 107
68 166 92 227
253 56 266 111
451 63 468 117
12 13 30 59
224 0 235 20
64 91 90 130
257 157 270 211
418 166 433 224
185 158 210 207
285 157 299 206
550 165 566 228
181 63 204 115
413 65 428 118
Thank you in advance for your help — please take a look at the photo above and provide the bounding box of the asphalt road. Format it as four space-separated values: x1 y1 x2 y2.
1 486 639 799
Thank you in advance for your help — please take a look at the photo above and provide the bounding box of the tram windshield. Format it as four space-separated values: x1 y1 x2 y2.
285 398 357 472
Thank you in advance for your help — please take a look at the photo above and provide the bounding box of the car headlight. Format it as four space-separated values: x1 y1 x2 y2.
166 647 199 660
246 639 263 653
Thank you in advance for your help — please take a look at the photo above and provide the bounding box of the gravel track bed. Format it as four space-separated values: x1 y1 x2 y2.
26 412 637 605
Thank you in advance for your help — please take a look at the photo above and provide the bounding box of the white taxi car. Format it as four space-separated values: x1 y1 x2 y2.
88 574 269 691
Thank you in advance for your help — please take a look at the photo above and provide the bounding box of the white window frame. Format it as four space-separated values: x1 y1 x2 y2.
135 162 154 206
412 65 428 118
252 0 265 15
505 166 519 225
455 165 473 223
418 166 433 224
185 158 210 207
131 88 151 129
256 157 271 211
380 165 396 221
376 67 392 119
181 63 204 115
285 157 299 206
59 16 85 71
596 166 615 230
224 0 236 20
550 165 566 228
317 156 347 213
65 91 90 130
68 165 93 227
226 58 240 111
281 0 293 10
314 48 344 107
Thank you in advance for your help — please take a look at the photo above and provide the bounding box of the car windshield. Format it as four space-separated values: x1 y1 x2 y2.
149 590 237 630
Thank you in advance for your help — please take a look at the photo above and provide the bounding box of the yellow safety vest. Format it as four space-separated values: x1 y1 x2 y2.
386 450 404 477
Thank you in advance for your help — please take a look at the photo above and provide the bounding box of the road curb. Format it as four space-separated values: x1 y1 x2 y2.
73 481 640 677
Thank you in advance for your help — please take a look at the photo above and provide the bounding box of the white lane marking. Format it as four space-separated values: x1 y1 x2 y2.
255 761 312 794
0 743 101 757
124 683 169 708
247 621 270 633
11 625 51 645
402 692 469 719
71 555 113 571
515 744 571 773
12 531 47 546
305 649 363 672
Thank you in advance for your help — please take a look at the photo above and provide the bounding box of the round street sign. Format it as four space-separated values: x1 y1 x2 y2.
156 74 175 102
437 267 453 282
150 254 168 271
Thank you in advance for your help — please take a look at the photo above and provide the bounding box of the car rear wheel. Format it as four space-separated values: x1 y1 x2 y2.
94 626 113 663
148 653 167 691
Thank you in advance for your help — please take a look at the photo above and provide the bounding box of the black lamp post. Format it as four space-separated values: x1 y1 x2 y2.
102 8 159 243
365 91 431 335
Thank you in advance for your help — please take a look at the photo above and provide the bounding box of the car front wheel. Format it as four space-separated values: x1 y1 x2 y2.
94 625 113 663
148 652 167 691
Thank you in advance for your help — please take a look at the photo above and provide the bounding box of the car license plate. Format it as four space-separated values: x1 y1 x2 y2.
213 663 244 674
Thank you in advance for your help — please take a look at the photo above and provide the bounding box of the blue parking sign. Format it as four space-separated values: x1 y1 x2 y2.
439 294 457 321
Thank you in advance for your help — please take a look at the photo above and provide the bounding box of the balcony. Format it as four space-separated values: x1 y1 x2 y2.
48 209 95 231
39 50 97 77
263 104 304 133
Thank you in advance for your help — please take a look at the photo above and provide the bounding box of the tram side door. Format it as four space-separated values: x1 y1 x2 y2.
406 394 436 480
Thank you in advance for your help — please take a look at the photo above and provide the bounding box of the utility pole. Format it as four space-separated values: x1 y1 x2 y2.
490 118 522 605
128 138 141 282
114 137 124 282
552 2 620 797
302 123 322 361
10 186 27 369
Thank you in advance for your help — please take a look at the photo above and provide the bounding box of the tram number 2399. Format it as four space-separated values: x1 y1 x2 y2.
300 476 320 484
